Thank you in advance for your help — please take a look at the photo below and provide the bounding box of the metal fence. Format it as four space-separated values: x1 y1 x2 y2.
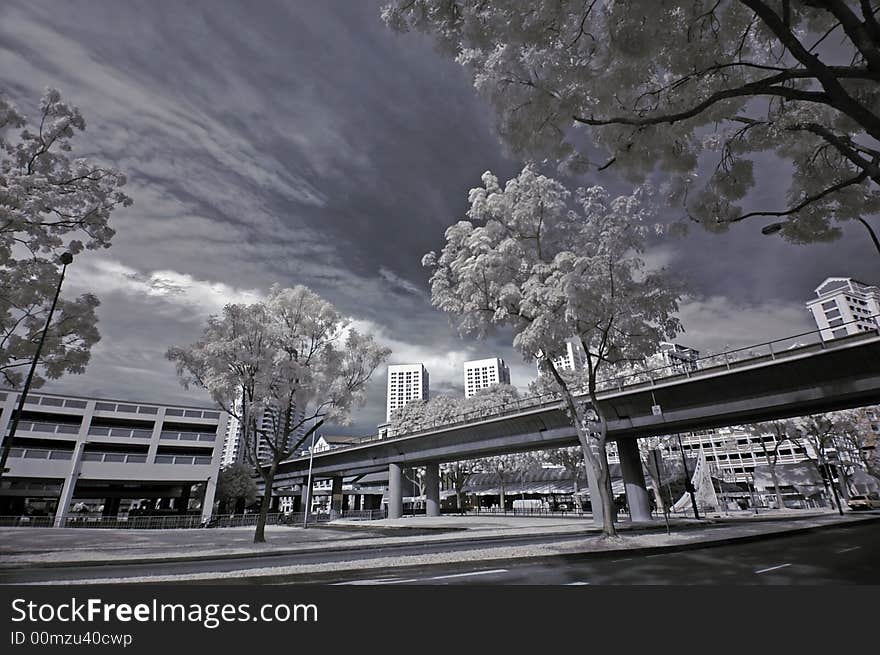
0 509 387 529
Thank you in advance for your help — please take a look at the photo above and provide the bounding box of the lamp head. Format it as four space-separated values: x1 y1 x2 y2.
761 222 785 236
59 252 73 265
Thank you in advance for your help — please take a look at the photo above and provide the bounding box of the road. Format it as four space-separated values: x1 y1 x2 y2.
0 529 595 584
322 521 880 585
3 519 877 585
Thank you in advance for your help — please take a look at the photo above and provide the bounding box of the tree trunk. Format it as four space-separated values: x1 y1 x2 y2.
455 490 464 514
254 461 278 544
546 359 616 537
768 463 786 511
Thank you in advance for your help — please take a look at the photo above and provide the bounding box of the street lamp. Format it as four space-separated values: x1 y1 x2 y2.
0 252 73 478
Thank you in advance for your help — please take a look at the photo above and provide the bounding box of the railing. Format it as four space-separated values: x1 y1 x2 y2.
0 515 55 527
6 447 73 461
81 452 148 464
291 317 880 455
153 454 213 465
13 421 80 436
164 408 221 420
160 431 216 442
88 426 153 439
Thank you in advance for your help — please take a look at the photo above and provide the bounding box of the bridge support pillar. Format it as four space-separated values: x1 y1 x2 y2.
618 438 652 522
424 462 440 517
331 476 344 515
388 463 403 519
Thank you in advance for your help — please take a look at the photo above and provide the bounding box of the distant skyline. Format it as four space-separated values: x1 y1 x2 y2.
1 1 877 435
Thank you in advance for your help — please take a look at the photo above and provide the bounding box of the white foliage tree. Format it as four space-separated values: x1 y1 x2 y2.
167 285 390 543
1 88 132 388
383 1 880 254
423 165 682 536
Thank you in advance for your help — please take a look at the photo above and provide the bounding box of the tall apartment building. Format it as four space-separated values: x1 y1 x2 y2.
0 389 227 524
536 339 586 374
386 364 429 422
464 357 511 398
221 403 305 466
806 277 880 341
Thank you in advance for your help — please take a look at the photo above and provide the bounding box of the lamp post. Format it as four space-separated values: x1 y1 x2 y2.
0 253 73 479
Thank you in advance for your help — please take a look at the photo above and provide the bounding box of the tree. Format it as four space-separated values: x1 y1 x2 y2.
639 436 674 515
389 383 521 435
441 460 473 512
841 406 880 482
747 420 797 510
383 1 880 254
540 446 586 509
167 285 390 543
423 165 682 536
1 88 132 388
472 451 540 509
216 462 258 514
790 413 848 509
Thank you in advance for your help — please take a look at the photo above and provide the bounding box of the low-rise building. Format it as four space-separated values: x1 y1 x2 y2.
0 389 227 525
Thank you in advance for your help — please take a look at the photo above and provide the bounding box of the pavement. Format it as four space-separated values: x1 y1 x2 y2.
1 508 877 584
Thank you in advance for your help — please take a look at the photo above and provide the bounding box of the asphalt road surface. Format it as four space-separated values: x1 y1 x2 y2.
322 521 880 585
3 521 877 585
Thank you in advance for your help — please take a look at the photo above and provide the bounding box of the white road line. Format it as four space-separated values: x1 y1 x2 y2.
755 563 791 574
333 569 509 585
426 569 508 581
566 581 590 585
836 546 861 554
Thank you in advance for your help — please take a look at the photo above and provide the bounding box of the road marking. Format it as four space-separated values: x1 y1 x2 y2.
611 559 632 563
566 581 590 585
332 569 508 585
426 569 508 581
836 546 861 554
755 563 791 574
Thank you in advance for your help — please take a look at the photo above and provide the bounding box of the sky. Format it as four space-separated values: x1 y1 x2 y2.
1 0 877 435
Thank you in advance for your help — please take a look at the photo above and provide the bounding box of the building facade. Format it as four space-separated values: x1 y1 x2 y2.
386 364 429 422
0 390 227 525
464 357 511 398
806 277 880 341
220 403 306 467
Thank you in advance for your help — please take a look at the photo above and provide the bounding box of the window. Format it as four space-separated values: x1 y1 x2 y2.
827 318 844 328
821 300 837 310
825 309 841 319
832 328 848 338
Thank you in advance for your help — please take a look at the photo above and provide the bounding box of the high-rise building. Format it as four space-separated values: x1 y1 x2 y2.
386 364 429 422
536 339 586 374
806 277 880 341
464 357 511 398
220 402 305 466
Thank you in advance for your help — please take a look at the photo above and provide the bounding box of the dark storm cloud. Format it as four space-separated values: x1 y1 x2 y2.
0 1 873 433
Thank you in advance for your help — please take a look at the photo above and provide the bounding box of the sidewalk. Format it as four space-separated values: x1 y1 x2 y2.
2 509 877 582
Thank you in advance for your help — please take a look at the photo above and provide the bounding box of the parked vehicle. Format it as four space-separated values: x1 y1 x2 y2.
847 493 880 511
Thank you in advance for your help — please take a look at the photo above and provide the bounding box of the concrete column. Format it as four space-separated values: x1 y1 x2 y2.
618 438 652 522
54 442 86 527
388 463 403 519
200 475 217 522
331 476 343 514
424 462 440 517
177 484 192 514
102 496 121 518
